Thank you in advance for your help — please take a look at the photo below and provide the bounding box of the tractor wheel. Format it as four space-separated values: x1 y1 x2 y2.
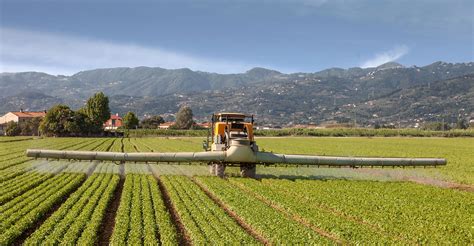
240 164 256 178
209 164 217 175
215 164 226 178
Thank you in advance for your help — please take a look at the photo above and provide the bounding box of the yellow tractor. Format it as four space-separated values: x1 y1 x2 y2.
204 113 258 177
27 112 446 178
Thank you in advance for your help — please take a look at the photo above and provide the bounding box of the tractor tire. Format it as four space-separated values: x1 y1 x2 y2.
209 164 217 175
240 164 256 178
215 164 226 178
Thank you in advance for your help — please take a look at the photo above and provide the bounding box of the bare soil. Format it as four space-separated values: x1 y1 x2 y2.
98 175 124 245
154 173 190 245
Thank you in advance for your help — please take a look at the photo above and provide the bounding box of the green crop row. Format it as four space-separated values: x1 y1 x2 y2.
0 173 85 244
229 178 399 244
108 138 123 152
93 138 115 151
194 176 334 244
0 168 61 205
0 136 34 143
0 138 94 171
262 179 474 244
25 168 119 245
162 175 256 244
0 138 104 182
110 174 178 245
62 174 118 245
129 138 154 152
25 173 108 244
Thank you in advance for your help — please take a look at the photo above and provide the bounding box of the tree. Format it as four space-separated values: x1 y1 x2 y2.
40 104 76 136
80 92 110 133
422 122 451 131
174 106 194 129
456 118 469 130
5 121 20 136
20 118 42 136
140 115 165 129
123 112 139 129
64 111 89 136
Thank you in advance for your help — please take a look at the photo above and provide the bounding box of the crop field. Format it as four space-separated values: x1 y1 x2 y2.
0 136 473 244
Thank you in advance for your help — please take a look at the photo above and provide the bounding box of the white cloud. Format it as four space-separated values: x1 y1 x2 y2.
360 45 409 68
0 28 262 75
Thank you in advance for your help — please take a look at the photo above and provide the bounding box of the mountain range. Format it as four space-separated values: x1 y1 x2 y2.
1 61 473 127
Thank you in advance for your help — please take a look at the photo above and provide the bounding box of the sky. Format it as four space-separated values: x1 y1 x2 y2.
0 0 473 75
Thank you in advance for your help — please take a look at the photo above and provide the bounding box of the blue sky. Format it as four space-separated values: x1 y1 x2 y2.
1 0 473 75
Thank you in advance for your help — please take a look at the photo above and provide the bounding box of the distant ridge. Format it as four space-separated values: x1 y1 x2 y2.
1 61 473 126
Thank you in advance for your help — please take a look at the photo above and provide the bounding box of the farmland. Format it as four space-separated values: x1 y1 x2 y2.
0 136 473 244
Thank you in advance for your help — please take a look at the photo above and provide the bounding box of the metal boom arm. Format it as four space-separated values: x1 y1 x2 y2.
26 148 446 167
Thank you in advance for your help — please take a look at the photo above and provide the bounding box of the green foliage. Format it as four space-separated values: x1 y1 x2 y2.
110 174 178 244
80 92 110 133
140 115 165 129
37 92 112 136
161 176 255 244
456 118 469 129
255 179 474 244
230 178 395 243
195 176 331 244
19 117 42 136
1 137 474 244
39 104 76 137
5 121 20 136
174 106 194 129
63 111 89 136
0 173 86 245
126 128 474 138
126 129 208 137
422 122 451 131
123 112 139 129
373 123 396 129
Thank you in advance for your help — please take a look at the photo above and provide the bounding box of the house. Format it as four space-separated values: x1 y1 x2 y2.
158 122 175 129
0 110 47 125
104 113 123 130
0 110 47 135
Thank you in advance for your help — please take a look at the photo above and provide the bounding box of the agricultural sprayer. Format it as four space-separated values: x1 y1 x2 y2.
26 113 446 178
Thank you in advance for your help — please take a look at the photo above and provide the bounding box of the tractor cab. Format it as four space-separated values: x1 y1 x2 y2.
204 113 255 151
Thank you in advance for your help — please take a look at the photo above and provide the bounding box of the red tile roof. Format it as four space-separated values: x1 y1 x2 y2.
11 111 46 118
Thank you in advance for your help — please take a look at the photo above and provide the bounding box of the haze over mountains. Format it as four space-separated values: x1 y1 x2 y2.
1 61 473 126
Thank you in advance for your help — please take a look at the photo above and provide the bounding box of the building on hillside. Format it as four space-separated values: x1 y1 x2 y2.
158 122 175 129
0 110 47 135
104 113 123 130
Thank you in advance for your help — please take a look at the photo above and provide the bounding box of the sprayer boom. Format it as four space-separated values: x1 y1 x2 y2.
26 145 446 167
25 112 447 178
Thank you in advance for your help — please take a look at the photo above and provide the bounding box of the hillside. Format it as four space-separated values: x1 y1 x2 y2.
1 61 473 126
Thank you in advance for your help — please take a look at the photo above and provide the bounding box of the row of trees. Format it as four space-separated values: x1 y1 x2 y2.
4 118 42 136
3 92 197 136
123 106 195 130
40 92 111 136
